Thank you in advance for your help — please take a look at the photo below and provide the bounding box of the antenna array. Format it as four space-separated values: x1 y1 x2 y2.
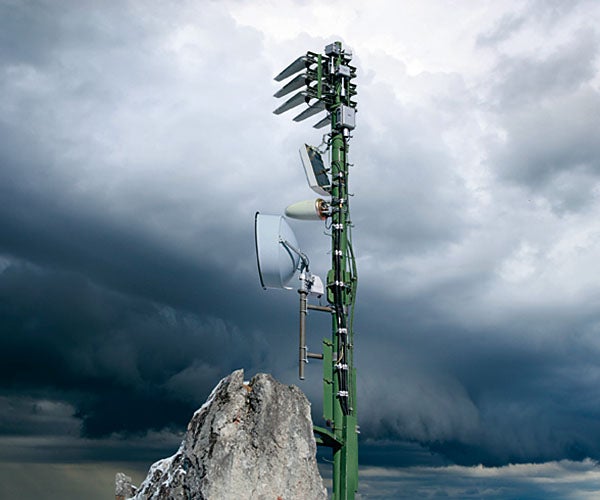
256 41 359 500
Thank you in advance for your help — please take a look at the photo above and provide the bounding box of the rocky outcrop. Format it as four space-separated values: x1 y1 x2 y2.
116 472 137 500
126 369 327 500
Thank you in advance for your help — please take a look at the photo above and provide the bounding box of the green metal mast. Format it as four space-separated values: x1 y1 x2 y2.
272 41 358 500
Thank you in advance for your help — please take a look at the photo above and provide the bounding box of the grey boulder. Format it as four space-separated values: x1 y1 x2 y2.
129 369 327 500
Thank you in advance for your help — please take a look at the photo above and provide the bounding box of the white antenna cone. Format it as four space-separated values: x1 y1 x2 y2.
285 199 328 221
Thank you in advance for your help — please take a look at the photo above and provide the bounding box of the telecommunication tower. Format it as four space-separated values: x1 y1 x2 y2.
254 41 358 499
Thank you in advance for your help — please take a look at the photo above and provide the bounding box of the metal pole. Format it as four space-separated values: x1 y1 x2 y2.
327 41 358 500
307 304 333 313
299 287 308 380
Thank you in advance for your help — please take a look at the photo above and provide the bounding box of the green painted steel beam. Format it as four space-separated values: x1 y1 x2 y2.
314 425 343 450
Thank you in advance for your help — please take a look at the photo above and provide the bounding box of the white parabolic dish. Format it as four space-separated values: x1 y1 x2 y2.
254 213 300 289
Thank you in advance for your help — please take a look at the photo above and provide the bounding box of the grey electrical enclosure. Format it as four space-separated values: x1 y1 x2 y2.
335 105 356 130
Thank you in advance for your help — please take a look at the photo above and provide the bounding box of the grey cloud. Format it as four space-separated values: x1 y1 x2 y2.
476 1 593 50
488 89 600 214
358 459 600 499
0 1 66 66
477 14 526 47
491 30 598 109
0 0 277 308
0 397 79 437
482 27 600 211
530 0 593 26
352 79 474 258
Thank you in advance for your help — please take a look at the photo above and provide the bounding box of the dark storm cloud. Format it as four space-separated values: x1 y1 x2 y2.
0 253 312 448
5 2 600 490
351 270 600 467
0 0 303 438
0 261 222 434
0 0 278 317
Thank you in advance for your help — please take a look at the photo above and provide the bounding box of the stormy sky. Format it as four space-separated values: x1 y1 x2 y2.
2 1 600 498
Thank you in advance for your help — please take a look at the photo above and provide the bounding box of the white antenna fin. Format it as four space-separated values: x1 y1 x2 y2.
313 114 330 129
274 56 308 82
273 91 307 115
293 101 326 122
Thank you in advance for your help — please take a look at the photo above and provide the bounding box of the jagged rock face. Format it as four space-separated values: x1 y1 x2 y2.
116 472 137 499
131 369 327 500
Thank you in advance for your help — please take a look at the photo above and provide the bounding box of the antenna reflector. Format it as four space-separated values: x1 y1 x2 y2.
299 144 331 196
254 213 300 289
293 101 326 122
274 56 308 82
273 91 307 115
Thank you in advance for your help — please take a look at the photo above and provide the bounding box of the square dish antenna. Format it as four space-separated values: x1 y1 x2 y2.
299 144 331 197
